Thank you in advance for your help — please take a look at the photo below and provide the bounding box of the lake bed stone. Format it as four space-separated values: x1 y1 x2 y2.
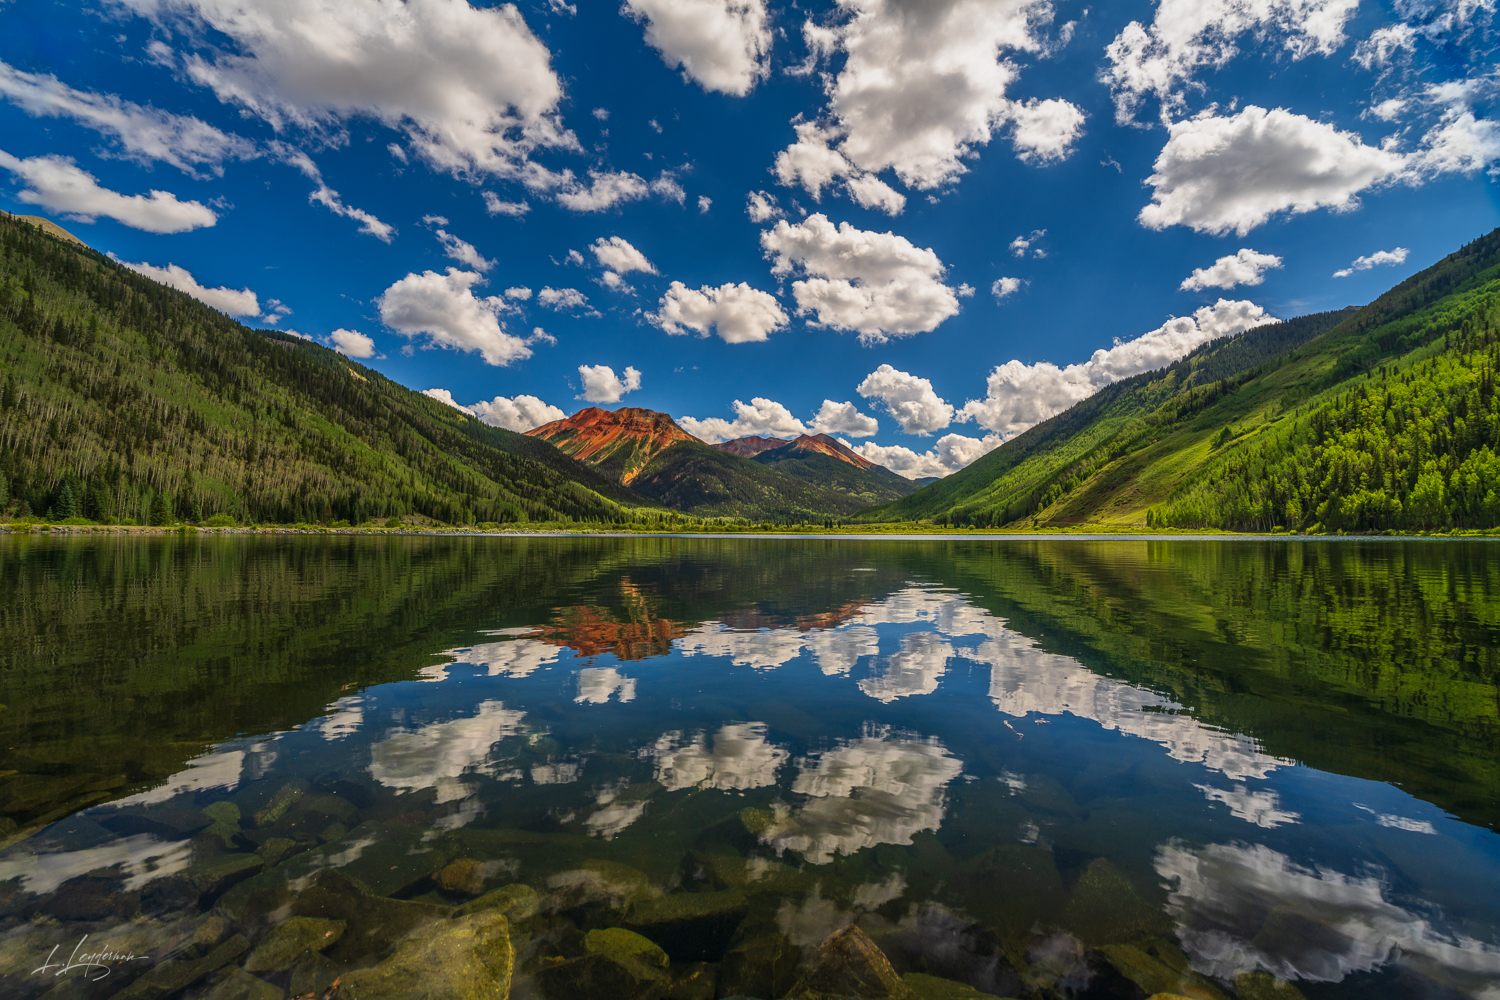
787 925 918 1000
337 911 514 1000
624 889 748 962
244 915 346 972
202 968 282 1000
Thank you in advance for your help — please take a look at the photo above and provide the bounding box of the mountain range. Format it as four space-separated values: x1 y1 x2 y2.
527 409 919 518
6 207 1500 533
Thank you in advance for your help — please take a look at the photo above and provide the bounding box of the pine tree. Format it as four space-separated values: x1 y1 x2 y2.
149 490 172 526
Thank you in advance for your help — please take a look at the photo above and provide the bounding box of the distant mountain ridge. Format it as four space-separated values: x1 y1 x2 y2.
712 435 787 458
526 407 697 485
528 407 918 517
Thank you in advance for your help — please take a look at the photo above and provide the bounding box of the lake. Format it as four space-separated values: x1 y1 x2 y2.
2 534 1498 1000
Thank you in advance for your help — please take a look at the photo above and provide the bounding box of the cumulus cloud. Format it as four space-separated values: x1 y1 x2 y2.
761 214 962 344
1411 109 1500 176
623 0 772 96
484 192 530 216
377 268 532 366
810 399 879 437
780 0 1084 206
651 171 687 204
958 299 1275 437
650 281 788 343
746 189 785 222
0 150 217 233
844 433 1001 479
329 328 376 358
991 276 1024 301
117 259 259 315
556 170 650 212
116 0 577 185
678 397 809 442
857 364 954 435
1139 106 1406 235
578 364 642 402
1333 246 1410 277
1103 0 1361 123
0 60 255 177
1180 248 1284 290
538 286 591 309
698 195 712 212
1353 22 1418 70
772 122 907 215
435 229 495 271
422 388 565 431
590 236 657 274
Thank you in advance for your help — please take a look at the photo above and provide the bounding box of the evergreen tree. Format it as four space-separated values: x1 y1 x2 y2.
150 491 172 526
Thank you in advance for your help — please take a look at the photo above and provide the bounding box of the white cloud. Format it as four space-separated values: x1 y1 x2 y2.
527 327 556 345
1102 0 1361 123
590 235 657 274
1411 110 1500 176
1009 228 1044 257
856 364 953 435
781 0 1084 204
1333 246 1410 277
0 60 255 177
484 192 530 217
599 271 633 293
556 170 649 212
565 249 586 266
772 122 908 215
651 171 687 204
746 189 784 222
435 229 494 271
650 281 788 343
845 173 907 214
422 388 565 431
1353 22 1419 70
506 286 532 300
1139 106 1406 236
761 214 962 344
578 364 642 402
958 298 1275 437
810 399 878 437
1180 248 1284 290
1196 784 1301 829
698 195 712 212
309 183 395 241
118 0 577 185
593 107 610 121
623 0 772 96
0 150 217 233
538 286 590 309
377 267 532 366
117 259 259 315
329 328 376 358
423 213 450 226
991 276 1024 301
843 433 1001 479
679 397 809 442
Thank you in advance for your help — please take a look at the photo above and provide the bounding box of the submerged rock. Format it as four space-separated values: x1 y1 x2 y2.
1098 942 1229 1000
438 858 487 895
718 929 801 1000
202 968 282 1000
1233 972 1306 1000
625 889 748 962
244 916 346 972
202 802 242 848
546 859 656 912
289 950 344 998
535 927 671 1000
901 972 1009 1000
1062 859 1172 946
253 782 307 827
256 836 299 866
787 925 918 1000
455 883 540 925
114 934 249 1000
185 852 266 904
338 911 514 1000
666 961 718 1000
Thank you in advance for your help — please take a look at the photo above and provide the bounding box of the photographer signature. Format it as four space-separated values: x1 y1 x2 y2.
32 935 145 981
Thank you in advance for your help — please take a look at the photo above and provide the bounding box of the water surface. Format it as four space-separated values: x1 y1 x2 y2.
2 536 1498 999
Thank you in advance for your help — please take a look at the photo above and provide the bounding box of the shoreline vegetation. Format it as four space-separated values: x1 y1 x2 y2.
4 516 1497 539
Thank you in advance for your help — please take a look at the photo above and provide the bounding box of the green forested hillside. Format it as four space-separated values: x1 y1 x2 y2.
630 440 880 518
860 306 1357 525
863 226 1500 532
0 213 647 526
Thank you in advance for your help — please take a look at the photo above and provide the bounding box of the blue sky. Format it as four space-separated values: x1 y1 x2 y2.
2 0 1496 477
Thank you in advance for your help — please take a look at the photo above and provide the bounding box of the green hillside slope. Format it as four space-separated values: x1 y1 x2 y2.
753 443 919 507
861 306 1358 525
0 213 646 526
629 440 880 518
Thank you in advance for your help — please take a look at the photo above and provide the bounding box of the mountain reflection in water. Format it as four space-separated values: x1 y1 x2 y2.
1 535 1498 999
